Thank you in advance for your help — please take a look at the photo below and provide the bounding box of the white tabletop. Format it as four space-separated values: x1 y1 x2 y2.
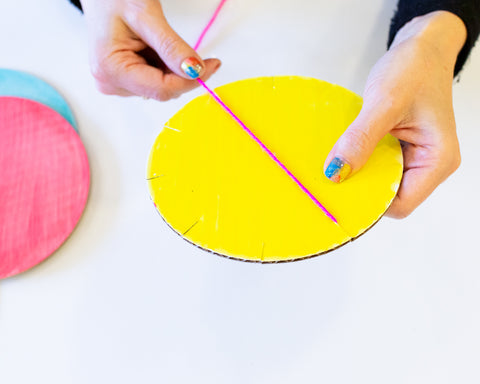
1 0 480 383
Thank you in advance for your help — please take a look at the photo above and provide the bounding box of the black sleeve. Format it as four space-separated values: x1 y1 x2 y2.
70 0 83 12
388 0 480 76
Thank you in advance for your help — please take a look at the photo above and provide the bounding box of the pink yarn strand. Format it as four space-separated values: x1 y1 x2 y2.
194 0 337 224
197 79 338 224
194 0 228 50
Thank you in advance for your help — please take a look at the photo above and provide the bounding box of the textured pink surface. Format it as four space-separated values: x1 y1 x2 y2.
0 97 90 279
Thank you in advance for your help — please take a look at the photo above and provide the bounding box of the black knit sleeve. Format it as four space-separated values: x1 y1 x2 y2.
388 0 480 76
70 0 83 12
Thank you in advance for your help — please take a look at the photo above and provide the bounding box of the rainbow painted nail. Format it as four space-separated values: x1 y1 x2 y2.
181 57 203 79
325 156 351 183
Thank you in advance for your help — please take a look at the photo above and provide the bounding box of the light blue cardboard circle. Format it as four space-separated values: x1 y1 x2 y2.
0 69 78 132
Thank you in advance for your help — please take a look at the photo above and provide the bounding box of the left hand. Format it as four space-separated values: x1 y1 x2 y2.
81 0 221 101
323 11 467 218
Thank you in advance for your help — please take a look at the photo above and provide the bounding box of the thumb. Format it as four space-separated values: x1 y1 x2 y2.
323 104 394 183
125 2 207 80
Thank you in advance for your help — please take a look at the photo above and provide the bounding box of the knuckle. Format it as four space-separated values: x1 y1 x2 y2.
389 205 414 220
387 198 416 219
438 145 461 175
393 208 412 220
449 151 462 173
89 55 123 96
152 89 173 102
90 56 113 83
379 93 402 116
343 128 371 155
95 81 116 95
90 61 105 83
125 0 156 24
92 73 119 95
159 35 179 58
363 81 404 118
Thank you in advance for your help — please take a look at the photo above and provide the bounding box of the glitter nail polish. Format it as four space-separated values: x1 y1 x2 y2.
325 156 351 183
181 57 203 79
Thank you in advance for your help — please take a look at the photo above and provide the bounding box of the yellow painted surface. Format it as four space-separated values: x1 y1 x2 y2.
147 76 403 262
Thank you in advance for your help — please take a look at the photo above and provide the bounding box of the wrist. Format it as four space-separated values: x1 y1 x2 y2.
390 11 467 70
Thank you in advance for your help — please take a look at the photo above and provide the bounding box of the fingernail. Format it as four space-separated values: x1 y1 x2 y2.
325 156 351 183
181 57 203 79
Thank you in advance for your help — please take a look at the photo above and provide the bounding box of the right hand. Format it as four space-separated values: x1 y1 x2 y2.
81 0 221 101
323 11 466 218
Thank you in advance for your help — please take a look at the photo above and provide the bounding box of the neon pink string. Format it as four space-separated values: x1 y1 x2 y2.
194 0 228 50
194 0 337 224
197 79 338 224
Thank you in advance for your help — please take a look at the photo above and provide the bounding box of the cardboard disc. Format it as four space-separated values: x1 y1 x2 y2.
0 97 89 278
0 68 78 132
147 76 403 262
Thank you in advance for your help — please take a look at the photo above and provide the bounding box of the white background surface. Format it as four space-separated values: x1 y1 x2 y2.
1 0 480 383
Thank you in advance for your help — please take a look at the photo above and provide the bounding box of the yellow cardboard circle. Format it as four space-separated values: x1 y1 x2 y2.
147 76 403 262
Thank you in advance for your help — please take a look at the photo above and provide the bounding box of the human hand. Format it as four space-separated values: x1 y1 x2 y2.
324 11 467 218
81 0 221 101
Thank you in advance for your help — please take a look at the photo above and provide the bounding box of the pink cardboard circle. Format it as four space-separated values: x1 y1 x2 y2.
0 97 90 278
